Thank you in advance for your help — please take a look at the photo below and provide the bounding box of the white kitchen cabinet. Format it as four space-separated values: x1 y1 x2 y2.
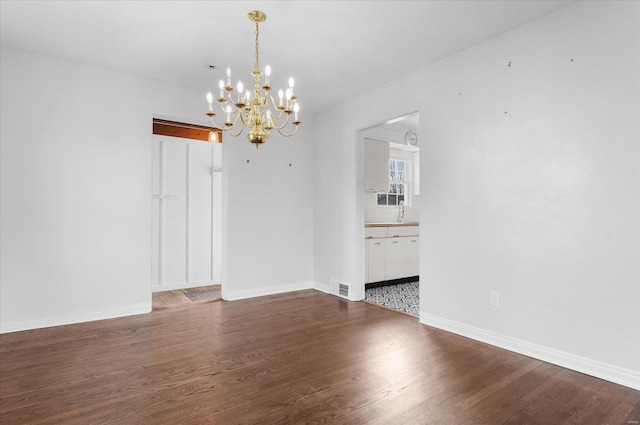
385 237 419 280
405 236 420 277
365 226 419 283
365 239 369 283
364 138 389 192
366 238 386 283
385 237 404 280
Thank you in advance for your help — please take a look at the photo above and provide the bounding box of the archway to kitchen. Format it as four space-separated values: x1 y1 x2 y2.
360 112 420 317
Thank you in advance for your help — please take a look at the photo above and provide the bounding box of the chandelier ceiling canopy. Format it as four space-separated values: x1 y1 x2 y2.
205 10 301 148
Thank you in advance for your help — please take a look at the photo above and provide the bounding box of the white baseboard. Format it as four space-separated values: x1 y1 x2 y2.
0 302 152 334
152 280 217 292
313 281 365 301
224 281 314 301
420 312 640 391
312 281 331 294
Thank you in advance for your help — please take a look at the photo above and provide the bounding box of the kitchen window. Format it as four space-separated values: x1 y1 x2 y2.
377 158 408 206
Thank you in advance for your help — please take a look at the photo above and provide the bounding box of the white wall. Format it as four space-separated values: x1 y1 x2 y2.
313 1 639 389
223 120 314 300
1 46 314 330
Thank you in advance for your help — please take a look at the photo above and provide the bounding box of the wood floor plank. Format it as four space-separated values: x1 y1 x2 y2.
0 289 638 424
152 285 221 309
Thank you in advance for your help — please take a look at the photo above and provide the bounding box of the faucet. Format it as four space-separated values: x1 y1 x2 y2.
397 200 405 222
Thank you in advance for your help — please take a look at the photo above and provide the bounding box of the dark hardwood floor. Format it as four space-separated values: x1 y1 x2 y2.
1 290 638 424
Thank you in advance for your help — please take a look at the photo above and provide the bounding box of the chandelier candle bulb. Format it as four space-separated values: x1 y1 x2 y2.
294 103 299 121
285 88 293 110
237 81 244 102
265 65 271 85
226 67 232 87
265 109 272 129
278 90 284 107
226 105 231 124
206 92 214 112
218 80 225 100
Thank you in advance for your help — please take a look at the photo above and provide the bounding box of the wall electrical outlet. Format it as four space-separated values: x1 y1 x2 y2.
489 291 500 307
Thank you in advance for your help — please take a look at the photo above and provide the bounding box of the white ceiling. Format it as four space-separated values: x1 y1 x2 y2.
0 0 578 112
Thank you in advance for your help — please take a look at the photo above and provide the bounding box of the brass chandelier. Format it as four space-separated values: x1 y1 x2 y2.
205 10 301 148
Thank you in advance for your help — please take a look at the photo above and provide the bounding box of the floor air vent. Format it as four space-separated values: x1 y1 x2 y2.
330 279 351 299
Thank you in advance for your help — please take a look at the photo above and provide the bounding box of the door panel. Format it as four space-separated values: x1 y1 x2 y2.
163 140 188 285
152 136 221 291
189 143 214 284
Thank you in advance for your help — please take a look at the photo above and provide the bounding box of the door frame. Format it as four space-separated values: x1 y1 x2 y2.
356 111 420 301
150 133 223 293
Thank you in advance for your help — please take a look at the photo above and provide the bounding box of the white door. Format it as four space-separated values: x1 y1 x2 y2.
151 136 222 291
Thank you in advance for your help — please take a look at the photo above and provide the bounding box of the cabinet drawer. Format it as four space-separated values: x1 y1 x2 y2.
386 226 419 237
365 227 388 238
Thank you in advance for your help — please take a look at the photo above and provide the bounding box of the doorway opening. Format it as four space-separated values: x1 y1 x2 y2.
151 119 223 309
361 112 420 316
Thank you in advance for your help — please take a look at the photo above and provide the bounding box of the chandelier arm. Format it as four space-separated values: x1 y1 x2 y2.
218 93 243 112
212 109 243 132
271 102 289 121
224 112 244 137
237 109 253 127
266 94 280 111
276 124 300 138
270 109 286 123
217 100 230 114
231 110 244 126
208 118 226 131
264 95 289 123
229 125 245 138
270 112 293 131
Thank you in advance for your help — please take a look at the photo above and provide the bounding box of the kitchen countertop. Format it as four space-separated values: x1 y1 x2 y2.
365 222 419 228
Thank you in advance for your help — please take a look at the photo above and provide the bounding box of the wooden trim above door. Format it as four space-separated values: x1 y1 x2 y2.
152 119 222 143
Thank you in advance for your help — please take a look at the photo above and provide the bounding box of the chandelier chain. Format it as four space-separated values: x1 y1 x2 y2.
254 22 260 72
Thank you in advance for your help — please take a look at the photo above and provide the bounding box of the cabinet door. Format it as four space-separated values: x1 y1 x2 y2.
367 238 386 283
364 238 369 283
364 139 389 192
406 236 419 277
385 237 404 280
386 236 420 280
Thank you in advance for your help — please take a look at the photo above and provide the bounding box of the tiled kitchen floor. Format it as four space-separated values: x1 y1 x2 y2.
364 281 419 316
